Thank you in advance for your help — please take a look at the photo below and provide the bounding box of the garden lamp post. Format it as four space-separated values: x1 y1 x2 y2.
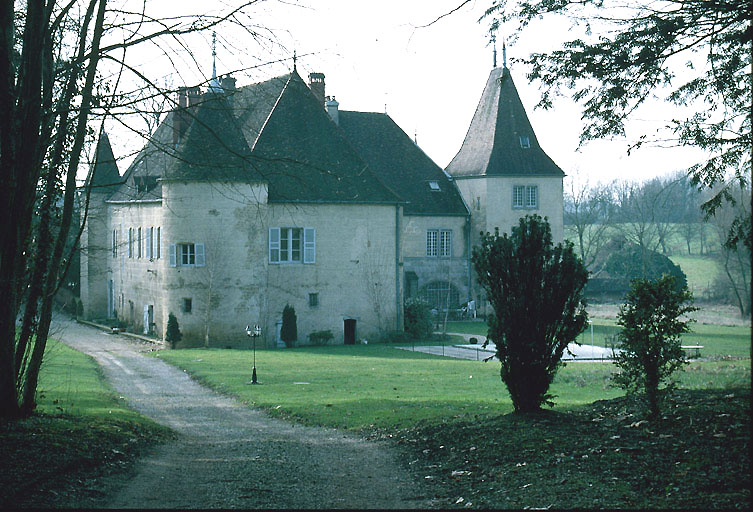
246 324 262 384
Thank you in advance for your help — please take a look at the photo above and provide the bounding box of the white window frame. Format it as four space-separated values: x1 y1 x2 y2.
169 242 205 267
513 186 525 208
269 227 315 264
439 229 452 257
426 229 438 257
526 185 538 208
146 227 153 259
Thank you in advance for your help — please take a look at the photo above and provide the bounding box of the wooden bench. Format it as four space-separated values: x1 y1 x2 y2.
681 345 703 358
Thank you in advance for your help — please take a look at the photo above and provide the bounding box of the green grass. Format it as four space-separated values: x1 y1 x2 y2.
1 341 172 508
154 338 750 432
669 254 722 297
35 340 153 421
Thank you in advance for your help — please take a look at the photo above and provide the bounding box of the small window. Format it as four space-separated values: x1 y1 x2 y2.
112 229 118 258
137 227 142 258
170 243 205 267
183 298 192 313
519 136 530 148
128 228 133 258
428 181 440 191
309 293 319 308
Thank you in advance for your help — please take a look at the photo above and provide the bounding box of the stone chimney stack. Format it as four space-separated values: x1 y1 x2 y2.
220 76 236 92
325 96 339 125
173 87 189 145
308 72 325 107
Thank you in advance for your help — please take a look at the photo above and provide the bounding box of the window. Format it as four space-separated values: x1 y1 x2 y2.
519 136 530 148
426 229 438 256
269 227 315 263
526 185 538 208
513 185 538 209
427 229 452 257
475 197 481 211
428 181 440 191
156 227 161 259
146 227 153 259
137 227 142 258
169 243 205 267
439 230 452 257
128 228 133 258
309 293 319 308
420 280 461 311
112 229 118 258
183 298 192 313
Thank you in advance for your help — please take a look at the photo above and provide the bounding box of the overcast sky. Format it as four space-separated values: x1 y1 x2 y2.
104 0 706 188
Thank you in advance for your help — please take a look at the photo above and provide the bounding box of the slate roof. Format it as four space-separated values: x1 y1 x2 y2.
108 71 400 206
446 66 564 178
338 111 469 216
87 131 122 194
166 92 261 182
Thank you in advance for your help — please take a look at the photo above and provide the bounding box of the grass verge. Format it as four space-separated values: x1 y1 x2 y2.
0 340 174 508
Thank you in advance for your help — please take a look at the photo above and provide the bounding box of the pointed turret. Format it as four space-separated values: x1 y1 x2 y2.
88 131 121 193
446 66 563 178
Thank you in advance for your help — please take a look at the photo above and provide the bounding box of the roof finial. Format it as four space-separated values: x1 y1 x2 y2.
503 40 507 69
492 34 497 69
212 31 217 79
208 31 223 92
293 49 297 72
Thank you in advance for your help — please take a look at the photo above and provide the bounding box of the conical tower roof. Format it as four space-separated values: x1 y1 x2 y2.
166 91 261 181
446 66 564 177
88 131 121 193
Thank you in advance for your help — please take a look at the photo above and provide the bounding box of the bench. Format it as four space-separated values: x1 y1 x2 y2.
681 345 703 358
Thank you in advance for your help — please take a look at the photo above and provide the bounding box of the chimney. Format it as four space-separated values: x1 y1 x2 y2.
173 87 189 145
220 76 236 92
325 96 339 125
187 86 201 109
308 72 325 107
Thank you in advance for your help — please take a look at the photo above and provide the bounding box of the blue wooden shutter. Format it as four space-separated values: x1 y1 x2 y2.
195 243 205 267
269 228 280 263
303 227 315 263
169 244 177 267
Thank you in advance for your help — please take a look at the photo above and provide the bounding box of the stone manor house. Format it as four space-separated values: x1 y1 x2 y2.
80 57 564 348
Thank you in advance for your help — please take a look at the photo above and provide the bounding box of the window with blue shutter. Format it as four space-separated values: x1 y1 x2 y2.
303 228 315 263
269 227 280 263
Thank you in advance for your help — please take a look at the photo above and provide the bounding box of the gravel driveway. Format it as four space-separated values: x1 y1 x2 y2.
51 318 431 509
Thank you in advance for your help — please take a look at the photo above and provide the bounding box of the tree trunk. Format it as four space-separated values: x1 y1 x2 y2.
20 0 108 414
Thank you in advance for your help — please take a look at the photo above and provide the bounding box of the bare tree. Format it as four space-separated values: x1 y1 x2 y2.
0 0 271 419
564 175 615 270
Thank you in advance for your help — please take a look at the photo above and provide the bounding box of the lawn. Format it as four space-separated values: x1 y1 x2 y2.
156 341 750 508
1 340 172 508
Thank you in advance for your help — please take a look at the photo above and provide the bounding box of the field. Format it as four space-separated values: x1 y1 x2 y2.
0 341 172 508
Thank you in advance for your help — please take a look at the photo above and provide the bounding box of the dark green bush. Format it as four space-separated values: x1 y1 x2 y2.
165 313 182 348
404 298 433 339
603 244 687 291
308 329 334 346
281 304 297 348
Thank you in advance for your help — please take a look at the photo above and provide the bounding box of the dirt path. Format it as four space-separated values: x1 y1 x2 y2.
51 318 431 509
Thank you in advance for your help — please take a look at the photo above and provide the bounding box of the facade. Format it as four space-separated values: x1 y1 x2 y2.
81 58 564 347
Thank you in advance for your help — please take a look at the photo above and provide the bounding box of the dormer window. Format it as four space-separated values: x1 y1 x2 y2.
519 136 530 149
428 181 441 191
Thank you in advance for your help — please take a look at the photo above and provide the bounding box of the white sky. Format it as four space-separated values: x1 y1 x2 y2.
103 0 707 187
